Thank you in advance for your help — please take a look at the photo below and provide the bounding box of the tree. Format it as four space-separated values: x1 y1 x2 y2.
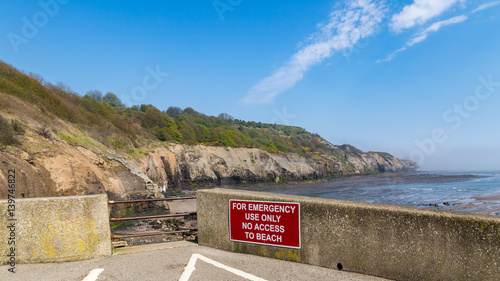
103 92 124 108
166 106 182 118
197 124 212 142
56 81 73 93
85 90 103 101
140 104 154 112
28 72 45 84
218 112 234 121
183 107 198 115
142 107 166 128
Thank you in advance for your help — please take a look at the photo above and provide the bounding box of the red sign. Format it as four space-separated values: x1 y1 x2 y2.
229 199 300 248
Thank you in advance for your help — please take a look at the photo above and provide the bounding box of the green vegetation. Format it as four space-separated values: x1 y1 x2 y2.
10 119 25 134
0 115 18 146
0 60 364 161
369 151 394 158
58 131 98 147
110 208 136 230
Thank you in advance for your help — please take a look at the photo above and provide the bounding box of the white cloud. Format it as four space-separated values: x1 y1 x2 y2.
376 47 407 63
241 0 385 104
472 1 500 13
390 0 464 33
407 15 468 46
380 15 467 62
381 1 500 63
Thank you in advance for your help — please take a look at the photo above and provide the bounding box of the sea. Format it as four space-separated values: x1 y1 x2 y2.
239 172 500 216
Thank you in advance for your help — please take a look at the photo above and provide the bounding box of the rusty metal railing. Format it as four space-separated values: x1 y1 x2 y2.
109 212 196 222
108 196 197 240
108 196 196 205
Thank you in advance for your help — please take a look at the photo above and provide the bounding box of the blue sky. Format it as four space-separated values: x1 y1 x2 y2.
1 0 500 171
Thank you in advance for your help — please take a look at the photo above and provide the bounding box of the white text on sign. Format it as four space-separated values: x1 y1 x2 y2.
229 199 301 248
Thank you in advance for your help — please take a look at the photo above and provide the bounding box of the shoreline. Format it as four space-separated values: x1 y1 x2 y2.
231 172 484 192
233 172 499 216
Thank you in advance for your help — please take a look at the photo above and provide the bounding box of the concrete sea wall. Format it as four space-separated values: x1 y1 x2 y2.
0 194 111 265
197 188 500 281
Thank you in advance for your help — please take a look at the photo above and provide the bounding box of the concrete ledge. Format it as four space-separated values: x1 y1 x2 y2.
0 194 111 264
197 188 500 281
112 240 196 256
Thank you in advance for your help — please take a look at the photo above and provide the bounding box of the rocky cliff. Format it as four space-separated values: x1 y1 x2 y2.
0 109 418 200
0 83 418 200
155 143 418 188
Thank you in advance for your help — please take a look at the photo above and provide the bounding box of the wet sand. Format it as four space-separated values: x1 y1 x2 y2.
168 199 197 213
238 173 500 215
237 173 484 192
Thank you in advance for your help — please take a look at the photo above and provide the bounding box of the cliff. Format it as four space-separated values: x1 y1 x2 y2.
0 108 418 200
0 61 418 200
162 144 418 187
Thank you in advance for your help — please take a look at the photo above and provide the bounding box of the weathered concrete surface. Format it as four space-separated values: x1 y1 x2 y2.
198 188 500 281
0 241 390 281
0 194 111 264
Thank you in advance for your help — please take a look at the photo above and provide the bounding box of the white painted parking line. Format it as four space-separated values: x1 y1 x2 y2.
179 253 268 281
82 268 104 281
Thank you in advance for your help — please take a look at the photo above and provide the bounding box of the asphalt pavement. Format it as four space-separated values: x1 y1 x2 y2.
0 241 391 281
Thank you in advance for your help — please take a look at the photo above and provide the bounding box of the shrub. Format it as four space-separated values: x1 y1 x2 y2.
155 127 173 141
218 130 235 147
10 119 25 134
166 127 183 142
37 126 51 139
0 116 18 145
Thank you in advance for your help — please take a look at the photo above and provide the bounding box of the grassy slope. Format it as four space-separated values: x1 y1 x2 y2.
0 60 375 164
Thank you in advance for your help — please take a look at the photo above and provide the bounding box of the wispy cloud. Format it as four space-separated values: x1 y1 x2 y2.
377 47 407 63
472 1 500 13
390 0 464 33
407 15 468 46
241 0 385 104
379 15 467 63
380 1 500 63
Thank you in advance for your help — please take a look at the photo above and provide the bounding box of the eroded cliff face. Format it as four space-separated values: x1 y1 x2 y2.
0 134 151 200
0 138 418 200
154 144 335 187
159 144 419 189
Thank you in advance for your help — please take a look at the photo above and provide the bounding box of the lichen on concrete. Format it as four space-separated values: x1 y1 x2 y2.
0 194 111 264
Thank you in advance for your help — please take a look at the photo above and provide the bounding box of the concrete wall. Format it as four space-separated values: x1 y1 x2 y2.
197 188 500 281
0 194 111 264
